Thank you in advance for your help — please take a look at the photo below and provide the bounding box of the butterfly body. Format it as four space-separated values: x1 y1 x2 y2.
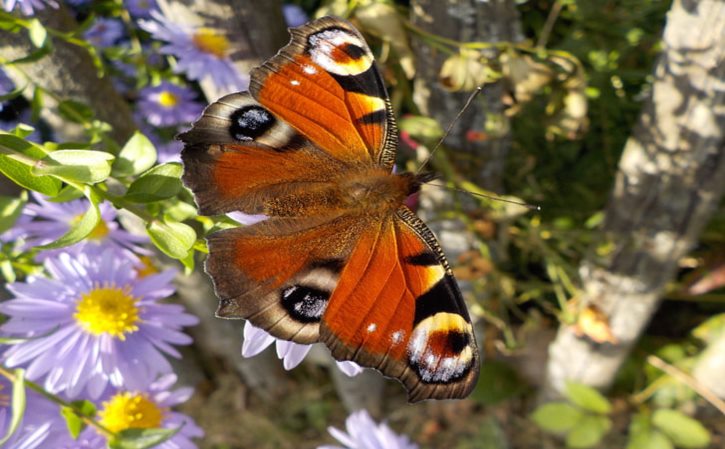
180 16 479 402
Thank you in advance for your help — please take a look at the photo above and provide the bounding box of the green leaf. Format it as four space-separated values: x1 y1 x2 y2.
0 369 26 446
27 19 48 48
0 192 26 234
564 381 612 414
61 406 86 439
32 150 115 184
472 360 525 405
147 218 195 260
58 100 94 124
531 402 583 433
652 409 711 449
399 115 444 140
627 430 674 449
0 135 61 196
113 132 157 177
125 163 183 203
0 80 26 103
565 414 611 448
109 427 181 449
37 188 101 250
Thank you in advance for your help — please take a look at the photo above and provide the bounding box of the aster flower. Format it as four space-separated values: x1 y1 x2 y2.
242 321 363 377
0 249 199 399
136 82 203 127
2 0 58 16
45 374 202 449
0 68 14 95
319 409 419 449
124 0 156 19
139 10 248 92
283 4 308 27
84 18 125 48
0 366 67 449
16 193 149 260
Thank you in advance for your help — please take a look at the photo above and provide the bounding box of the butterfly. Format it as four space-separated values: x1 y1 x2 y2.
179 16 479 402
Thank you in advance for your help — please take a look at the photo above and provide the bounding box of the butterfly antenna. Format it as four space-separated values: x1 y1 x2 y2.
415 86 484 175
427 182 541 211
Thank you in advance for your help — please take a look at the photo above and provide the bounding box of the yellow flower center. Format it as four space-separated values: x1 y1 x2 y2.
98 392 165 433
192 28 230 58
74 285 140 340
136 256 159 278
157 91 179 108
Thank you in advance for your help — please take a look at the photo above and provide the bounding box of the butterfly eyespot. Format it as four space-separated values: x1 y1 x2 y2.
407 313 476 384
229 106 275 141
307 27 373 76
281 285 329 323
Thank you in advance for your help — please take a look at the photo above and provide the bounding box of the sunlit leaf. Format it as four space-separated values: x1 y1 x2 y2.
37 187 101 250
147 218 195 260
0 369 26 446
565 414 611 448
125 163 183 203
564 382 612 414
113 132 157 177
531 402 582 433
32 149 115 184
652 409 710 449
109 427 181 449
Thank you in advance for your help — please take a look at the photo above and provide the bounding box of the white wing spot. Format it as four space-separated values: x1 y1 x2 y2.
366 323 377 333
290 79 300 86
391 330 405 345
302 65 317 75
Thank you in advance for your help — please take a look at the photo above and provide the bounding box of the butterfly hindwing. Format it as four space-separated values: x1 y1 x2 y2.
206 214 365 343
250 16 397 168
320 207 479 402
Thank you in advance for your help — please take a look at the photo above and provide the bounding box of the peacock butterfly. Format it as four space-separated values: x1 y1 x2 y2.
179 16 479 402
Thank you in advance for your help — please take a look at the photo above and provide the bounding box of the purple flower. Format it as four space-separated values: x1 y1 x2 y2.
0 249 199 399
46 374 202 449
0 68 14 95
319 410 419 449
2 0 58 16
283 4 308 27
242 321 363 376
139 10 248 92
15 193 149 260
0 365 67 449
84 18 125 48
124 0 156 19
137 82 203 127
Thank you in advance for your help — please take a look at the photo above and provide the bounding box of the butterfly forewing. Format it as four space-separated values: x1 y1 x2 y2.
250 16 397 168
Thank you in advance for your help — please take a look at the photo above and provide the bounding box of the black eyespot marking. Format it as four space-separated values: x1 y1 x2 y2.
447 331 470 354
342 43 366 60
281 285 329 323
406 251 439 266
229 106 274 142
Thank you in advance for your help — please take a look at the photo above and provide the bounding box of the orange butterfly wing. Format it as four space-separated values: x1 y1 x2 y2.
250 16 397 168
180 16 481 401
321 207 479 401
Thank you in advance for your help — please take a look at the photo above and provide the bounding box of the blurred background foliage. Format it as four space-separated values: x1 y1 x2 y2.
0 0 723 448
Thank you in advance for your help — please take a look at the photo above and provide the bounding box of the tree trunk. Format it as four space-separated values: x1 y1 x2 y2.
410 0 523 191
0 5 136 144
542 0 725 399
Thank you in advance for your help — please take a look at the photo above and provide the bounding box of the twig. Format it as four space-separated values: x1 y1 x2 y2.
646 354 725 415
537 0 563 49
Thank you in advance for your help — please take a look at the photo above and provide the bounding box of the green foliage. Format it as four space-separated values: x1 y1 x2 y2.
109 427 181 449
531 382 612 448
60 400 97 439
0 369 26 446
